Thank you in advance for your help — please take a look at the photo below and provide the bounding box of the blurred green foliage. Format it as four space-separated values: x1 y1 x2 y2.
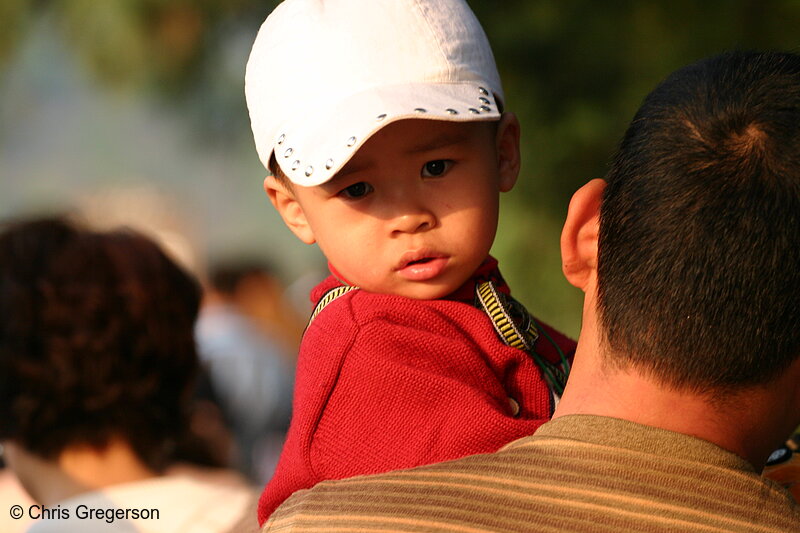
3 0 800 336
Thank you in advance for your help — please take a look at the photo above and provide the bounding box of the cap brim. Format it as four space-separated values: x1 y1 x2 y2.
270 81 501 186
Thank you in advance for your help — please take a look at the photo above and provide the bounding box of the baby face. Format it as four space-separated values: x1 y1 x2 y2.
285 118 517 299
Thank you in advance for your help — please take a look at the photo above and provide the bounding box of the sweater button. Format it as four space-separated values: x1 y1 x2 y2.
508 397 521 417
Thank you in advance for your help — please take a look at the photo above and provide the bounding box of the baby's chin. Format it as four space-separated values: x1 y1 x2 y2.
361 280 464 301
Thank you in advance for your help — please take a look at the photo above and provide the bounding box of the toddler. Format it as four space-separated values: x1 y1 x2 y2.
244 0 576 523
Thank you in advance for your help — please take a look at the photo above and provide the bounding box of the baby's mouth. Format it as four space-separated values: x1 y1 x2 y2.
395 252 449 281
396 251 445 270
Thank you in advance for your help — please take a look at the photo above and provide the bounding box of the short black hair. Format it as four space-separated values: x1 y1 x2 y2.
598 51 800 391
269 152 294 191
0 216 201 470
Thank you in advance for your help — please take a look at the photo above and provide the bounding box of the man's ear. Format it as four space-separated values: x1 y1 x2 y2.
561 179 605 291
264 176 316 244
495 112 521 192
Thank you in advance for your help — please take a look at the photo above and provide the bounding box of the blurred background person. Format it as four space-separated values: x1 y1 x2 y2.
196 259 295 484
0 216 258 532
205 258 303 356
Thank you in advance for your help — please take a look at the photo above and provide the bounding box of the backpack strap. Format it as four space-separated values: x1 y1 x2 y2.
475 280 539 351
475 281 570 396
305 285 360 331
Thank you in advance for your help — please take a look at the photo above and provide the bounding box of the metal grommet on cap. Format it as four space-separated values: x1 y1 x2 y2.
305 166 313 177
291 160 300 170
376 114 387 121
283 148 293 158
446 108 458 115
480 105 491 112
414 108 427 113
508 397 521 417
479 97 490 105
478 86 489 95
325 159 334 170
346 136 357 147
468 108 480 114
277 134 285 145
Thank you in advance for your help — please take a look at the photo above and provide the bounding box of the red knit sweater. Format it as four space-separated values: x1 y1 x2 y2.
257 258 576 524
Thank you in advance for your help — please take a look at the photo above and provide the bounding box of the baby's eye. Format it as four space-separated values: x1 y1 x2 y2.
338 182 373 199
421 160 453 177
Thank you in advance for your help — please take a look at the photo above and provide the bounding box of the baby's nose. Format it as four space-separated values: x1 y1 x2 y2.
390 208 436 235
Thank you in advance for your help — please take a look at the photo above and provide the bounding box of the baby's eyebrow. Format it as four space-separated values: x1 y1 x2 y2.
331 162 369 183
331 130 471 183
404 131 470 155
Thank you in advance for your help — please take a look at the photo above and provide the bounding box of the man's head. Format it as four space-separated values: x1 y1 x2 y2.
246 0 521 298
567 51 800 394
0 217 201 472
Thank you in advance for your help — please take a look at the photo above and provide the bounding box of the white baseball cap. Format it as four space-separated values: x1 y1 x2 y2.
245 0 504 187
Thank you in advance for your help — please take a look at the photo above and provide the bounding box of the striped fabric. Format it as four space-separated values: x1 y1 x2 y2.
263 415 800 532
307 285 359 325
475 280 535 351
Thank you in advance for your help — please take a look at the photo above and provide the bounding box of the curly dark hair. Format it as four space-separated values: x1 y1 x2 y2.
0 216 201 471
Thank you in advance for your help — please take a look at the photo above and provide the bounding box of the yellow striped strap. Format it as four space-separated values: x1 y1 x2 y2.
475 281 569 395
475 281 538 351
306 285 360 329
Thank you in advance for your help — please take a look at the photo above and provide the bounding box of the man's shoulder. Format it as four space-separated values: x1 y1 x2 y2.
263 444 535 531
264 417 800 532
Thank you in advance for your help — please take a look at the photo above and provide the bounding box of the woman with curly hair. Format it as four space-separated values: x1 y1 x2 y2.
0 216 257 532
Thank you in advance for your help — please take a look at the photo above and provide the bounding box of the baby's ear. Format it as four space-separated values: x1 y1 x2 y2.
495 112 521 192
264 176 316 244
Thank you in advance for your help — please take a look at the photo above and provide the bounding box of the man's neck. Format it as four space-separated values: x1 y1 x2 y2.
553 312 798 470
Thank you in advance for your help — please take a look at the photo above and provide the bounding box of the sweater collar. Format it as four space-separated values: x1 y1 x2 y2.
508 414 758 474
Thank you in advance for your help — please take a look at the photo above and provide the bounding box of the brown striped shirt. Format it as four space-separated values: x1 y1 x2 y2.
263 415 800 532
